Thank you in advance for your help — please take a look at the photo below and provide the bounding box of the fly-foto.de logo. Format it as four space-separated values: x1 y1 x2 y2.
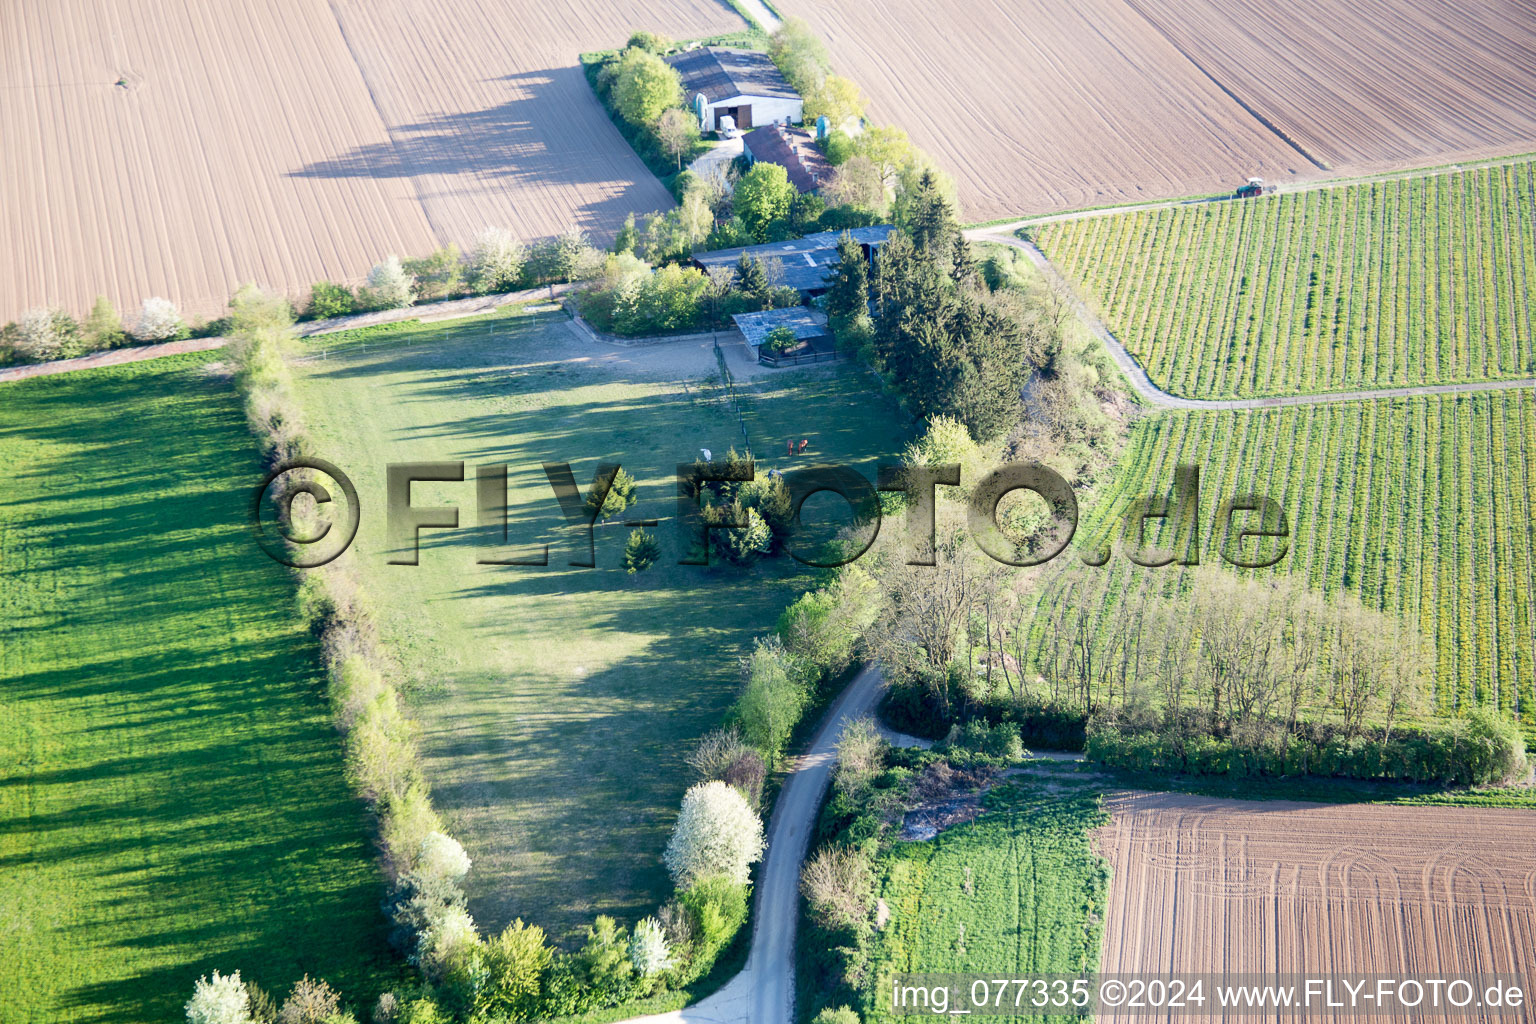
252 458 1289 571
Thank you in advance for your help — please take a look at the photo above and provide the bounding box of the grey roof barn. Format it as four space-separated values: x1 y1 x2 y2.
665 47 798 102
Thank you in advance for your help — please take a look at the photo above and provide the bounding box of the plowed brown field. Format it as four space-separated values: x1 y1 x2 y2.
0 0 742 322
1123 0 1536 175
775 0 1536 221
1096 792 1536 1021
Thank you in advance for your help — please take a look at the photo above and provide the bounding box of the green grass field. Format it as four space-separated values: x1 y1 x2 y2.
1032 391 1536 717
1037 163 1536 398
0 354 392 1023
289 308 909 942
866 774 1109 1022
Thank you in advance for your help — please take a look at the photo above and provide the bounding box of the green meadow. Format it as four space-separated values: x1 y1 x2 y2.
289 308 910 942
0 354 391 1022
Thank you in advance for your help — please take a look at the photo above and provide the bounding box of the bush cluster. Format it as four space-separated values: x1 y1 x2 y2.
1086 710 1527 786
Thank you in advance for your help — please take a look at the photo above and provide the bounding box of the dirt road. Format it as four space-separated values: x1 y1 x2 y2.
620 664 892 1024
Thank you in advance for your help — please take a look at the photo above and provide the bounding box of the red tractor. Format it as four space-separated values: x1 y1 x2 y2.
1234 176 1278 199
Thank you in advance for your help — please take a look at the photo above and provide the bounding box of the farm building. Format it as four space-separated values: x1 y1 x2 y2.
743 124 832 192
731 306 832 356
665 46 802 131
691 226 893 295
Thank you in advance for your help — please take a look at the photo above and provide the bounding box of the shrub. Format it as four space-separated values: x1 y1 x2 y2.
403 245 463 301
186 970 253 1024
687 727 755 781
469 228 528 294
418 905 479 980
735 639 808 765
573 915 634 1007
804 75 864 127
623 527 660 574
82 296 126 350
133 296 184 340
763 325 798 355
13 307 79 360
626 29 672 53
822 130 855 166
679 876 749 974
278 976 342 1024
734 162 797 242
529 229 605 285
706 502 772 565
480 919 554 1020
656 106 699 170
612 48 683 128
629 916 674 976
308 282 357 319
245 983 279 1024
834 716 886 797
370 994 398 1024
687 727 768 807
812 1007 861 1024
364 256 416 309
721 748 767 810
801 844 874 932
381 784 444 874
416 831 471 883
229 283 296 336
393 997 447 1024
944 720 1024 761
587 466 638 520
384 869 466 961
662 780 765 888
769 17 831 96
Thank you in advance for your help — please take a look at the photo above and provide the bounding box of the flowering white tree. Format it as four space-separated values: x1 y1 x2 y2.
417 830 471 883
662 780 764 888
469 228 527 294
185 970 253 1024
365 256 416 309
133 297 183 341
629 916 674 975
418 904 479 977
14 308 73 360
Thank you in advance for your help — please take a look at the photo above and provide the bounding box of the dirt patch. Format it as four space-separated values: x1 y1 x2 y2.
897 762 995 841
1094 791 1536 1020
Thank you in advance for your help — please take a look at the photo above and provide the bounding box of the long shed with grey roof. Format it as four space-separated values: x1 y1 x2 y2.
665 46 802 131
691 226 894 295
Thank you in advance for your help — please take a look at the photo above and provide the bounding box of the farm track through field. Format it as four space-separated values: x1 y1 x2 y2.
964 229 1536 411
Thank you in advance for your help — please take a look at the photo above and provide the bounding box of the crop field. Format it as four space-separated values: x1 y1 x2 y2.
1121 0 1536 174
774 0 1536 221
1037 163 1536 398
866 774 1109 1021
1033 392 1536 717
1094 790 1536 1019
289 309 909 942
0 354 390 1022
0 0 744 323
774 0 1308 220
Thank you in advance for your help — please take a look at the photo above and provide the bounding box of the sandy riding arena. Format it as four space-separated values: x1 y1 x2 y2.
0 0 742 322
1095 792 1536 1021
